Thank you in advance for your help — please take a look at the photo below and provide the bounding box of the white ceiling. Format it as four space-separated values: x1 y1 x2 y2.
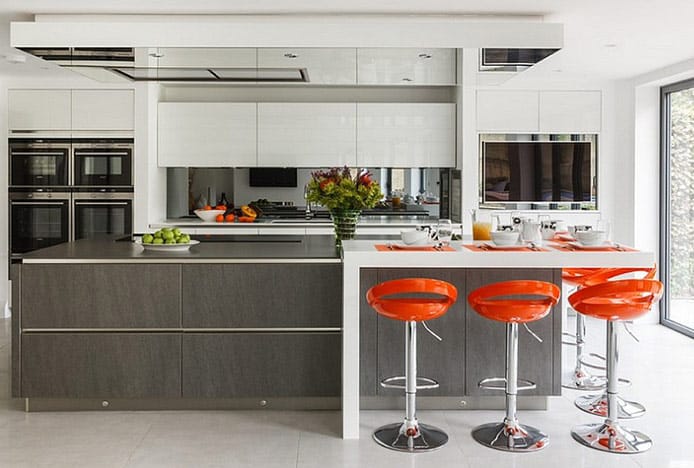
1 0 693 82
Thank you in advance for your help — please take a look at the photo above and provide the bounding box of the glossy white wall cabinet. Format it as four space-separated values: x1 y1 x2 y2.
357 103 456 167
156 48 256 68
72 90 134 131
257 103 357 167
539 91 601 133
158 103 257 167
357 48 456 85
8 90 71 133
257 48 356 84
476 90 539 132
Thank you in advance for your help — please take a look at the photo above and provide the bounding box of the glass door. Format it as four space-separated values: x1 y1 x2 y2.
661 79 694 337
10 199 70 254
73 200 132 239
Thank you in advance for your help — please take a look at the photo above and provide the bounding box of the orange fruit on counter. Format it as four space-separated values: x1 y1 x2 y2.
215 214 224 222
215 204 226 211
203 205 212 211
240 205 257 218
238 216 255 223
225 213 235 222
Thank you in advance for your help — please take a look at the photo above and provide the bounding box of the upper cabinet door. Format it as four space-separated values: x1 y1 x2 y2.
8 90 71 133
158 103 257 167
539 91 602 133
476 90 539 132
357 48 456 85
157 48 256 68
257 48 357 85
72 90 134 131
357 103 456 167
257 103 356 167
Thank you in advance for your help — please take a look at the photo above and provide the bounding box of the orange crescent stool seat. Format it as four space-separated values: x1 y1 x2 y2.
367 278 458 322
569 279 663 454
366 277 457 453
562 268 605 288
467 280 560 452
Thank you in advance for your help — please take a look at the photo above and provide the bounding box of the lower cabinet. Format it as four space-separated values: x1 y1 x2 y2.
21 333 181 398
182 333 341 398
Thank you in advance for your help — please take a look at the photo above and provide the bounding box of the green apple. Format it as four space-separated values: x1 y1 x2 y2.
164 239 176 244
163 231 175 241
142 234 154 244
173 228 182 237
152 237 164 245
153 230 163 239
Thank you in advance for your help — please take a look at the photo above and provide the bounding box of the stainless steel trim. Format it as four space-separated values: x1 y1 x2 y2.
73 151 130 156
74 202 129 206
10 151 66 156
72 192 134 200
10 201 66 206
10 191 71 200
21 258 343 264
22 327 342 333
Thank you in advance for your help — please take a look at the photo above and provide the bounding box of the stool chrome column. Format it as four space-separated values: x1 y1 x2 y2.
569 279 662 454
367 278 458 453
468 280 560 452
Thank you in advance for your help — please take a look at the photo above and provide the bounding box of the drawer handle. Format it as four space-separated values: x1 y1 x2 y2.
284 53 298 59
418 53 433 59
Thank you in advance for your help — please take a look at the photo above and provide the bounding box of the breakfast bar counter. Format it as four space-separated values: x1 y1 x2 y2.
340 239 655 439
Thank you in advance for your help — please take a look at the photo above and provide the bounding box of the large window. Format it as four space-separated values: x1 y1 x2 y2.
661 79 694 337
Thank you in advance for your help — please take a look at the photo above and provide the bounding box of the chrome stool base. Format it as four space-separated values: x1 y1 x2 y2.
571 421 652 454
373 421 448 452
575 392 646 419
472 421 549 452
562 369 607 391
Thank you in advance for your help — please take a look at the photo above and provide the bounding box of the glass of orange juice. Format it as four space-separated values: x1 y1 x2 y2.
471 209 493 241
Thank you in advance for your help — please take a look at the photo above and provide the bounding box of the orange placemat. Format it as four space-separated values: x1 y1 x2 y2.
463 243 550 252
374 244 456 252
551 243 638 252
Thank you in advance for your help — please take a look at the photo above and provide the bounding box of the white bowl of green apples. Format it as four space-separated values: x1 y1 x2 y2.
136 227 199 252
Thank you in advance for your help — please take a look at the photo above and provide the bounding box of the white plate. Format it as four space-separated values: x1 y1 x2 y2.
135 239 200 252
389 242 437 250
567 241 614 250
484 242 530 250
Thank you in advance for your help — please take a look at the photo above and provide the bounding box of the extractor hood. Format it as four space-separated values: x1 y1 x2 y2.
480 48 560 72
18 47 310 83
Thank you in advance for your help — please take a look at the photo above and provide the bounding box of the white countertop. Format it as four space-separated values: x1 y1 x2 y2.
151 218 459 229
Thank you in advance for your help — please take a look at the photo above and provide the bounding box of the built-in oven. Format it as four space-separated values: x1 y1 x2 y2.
9 191 71 257
9 139 71 188
72 191 133 240
72 139 133 188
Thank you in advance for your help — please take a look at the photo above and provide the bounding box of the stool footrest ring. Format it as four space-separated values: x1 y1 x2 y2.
562 332 578 347
478 377 537 392
578 353 607 371
380 376 439 390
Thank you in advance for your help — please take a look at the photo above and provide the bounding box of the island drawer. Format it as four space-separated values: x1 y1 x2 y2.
181 264 342 328
182 332 341 397
21 333 182 398
21 264 181 329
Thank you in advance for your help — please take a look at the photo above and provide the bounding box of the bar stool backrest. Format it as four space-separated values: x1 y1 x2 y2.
468 280 560 323
581 265 657 288
367 278 458 322
569 279 663 321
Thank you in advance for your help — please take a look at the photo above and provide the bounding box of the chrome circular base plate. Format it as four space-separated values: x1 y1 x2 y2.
575 393 646 419
572 422 652 453
471 421 549 452
373 422 448 452
562 369 607 391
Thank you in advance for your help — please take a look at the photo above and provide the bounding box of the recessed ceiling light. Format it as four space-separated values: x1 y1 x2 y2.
604 43 617 48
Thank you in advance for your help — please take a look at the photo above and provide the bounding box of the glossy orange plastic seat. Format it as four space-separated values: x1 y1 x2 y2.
468 280 560 323
580 265 657 288
366 278 458 322
562 268 605 288
569 279 663 322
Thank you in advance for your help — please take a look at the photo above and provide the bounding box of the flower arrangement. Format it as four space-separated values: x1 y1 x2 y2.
305 167 383 211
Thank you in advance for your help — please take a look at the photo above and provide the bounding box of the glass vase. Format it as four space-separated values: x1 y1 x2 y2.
330 209 361 246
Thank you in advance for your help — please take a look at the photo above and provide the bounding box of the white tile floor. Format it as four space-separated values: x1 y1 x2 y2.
0 317 691 468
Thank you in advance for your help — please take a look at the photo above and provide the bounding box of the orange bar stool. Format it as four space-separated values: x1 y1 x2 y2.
573 266 657 420
562 268 609 391
569 278 663 454
366 278 458 452
468 280 560 452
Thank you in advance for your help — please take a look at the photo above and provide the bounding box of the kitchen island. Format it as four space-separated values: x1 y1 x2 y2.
340 239 655 439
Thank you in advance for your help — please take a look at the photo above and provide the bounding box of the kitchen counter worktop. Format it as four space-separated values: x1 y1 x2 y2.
151 217 448 228
21 235 341 264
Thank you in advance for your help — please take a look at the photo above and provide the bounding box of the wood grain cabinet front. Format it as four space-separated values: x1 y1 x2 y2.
182 333 341 398
181 264 342 328
21 333 182 398
21 264 181 329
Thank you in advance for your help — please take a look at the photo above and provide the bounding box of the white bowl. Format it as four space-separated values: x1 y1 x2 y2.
541 228 556 240
575 230 608 246
194 209 226 222
400 229 429 245
491 230 520 246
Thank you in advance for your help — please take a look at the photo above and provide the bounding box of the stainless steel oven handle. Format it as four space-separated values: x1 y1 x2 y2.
74 151 130 156
74 202 130 206
11 201 67 205
11 152 66 156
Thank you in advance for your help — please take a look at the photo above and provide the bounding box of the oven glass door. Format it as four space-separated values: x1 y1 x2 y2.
10 200 70 254
74 200 133 239
10 149 69 186
73 149 132 186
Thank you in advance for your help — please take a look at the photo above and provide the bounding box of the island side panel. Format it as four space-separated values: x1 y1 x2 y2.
465 268 561 396
10 263 20 398
21 264 182 329
359 269 378 396
181 263 342 328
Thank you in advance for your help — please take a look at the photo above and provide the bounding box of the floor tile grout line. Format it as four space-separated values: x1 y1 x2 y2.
295 430 301 468
121 414 158 468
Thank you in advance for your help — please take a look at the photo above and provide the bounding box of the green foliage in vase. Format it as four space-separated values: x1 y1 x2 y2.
306 167 384 211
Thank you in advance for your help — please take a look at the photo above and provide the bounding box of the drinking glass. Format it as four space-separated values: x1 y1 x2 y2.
437 219 453 245
471 210 493 241
596 219 612 242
